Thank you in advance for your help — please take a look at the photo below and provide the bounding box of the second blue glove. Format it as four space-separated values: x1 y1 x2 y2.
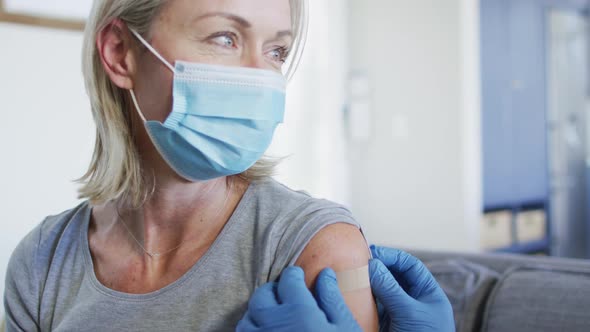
237 266 362 332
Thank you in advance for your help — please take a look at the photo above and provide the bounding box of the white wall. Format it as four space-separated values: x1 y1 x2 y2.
347 0 482 252
0 23 92 318
269 0 352 205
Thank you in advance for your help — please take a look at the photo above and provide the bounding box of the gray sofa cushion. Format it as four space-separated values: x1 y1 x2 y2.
482 267 590 332
427 259 500 332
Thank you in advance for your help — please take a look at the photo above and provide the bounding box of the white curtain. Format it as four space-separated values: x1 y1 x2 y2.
269 0 352 205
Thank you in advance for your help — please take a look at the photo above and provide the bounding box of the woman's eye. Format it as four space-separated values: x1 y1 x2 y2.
210 33 238 48
268 47 289 63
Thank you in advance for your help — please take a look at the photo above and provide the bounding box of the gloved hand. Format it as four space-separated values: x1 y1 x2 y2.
236 266 361 332
370 245 455 332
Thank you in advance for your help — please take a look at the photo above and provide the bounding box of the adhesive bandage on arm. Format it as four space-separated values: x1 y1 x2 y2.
336 265 370 292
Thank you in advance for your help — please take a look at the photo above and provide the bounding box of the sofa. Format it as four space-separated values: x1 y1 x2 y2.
411 250 590 332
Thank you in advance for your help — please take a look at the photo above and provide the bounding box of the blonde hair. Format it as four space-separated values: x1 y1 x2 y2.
78 0 308 207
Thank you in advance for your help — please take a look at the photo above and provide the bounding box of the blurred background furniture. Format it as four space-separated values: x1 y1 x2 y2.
413 250 590 332
480 0 590 258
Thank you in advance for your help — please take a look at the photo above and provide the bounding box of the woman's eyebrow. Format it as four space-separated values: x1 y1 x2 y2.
194 12 252 28
276 31 293 39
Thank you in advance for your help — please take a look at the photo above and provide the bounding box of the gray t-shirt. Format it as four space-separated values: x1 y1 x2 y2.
4 179 362 332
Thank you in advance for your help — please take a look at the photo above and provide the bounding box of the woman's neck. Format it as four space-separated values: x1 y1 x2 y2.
116 175 233 254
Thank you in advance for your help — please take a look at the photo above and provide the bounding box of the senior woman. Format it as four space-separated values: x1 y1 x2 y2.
3 0 379 331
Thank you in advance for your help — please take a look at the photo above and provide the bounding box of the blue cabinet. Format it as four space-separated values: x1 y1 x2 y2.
481 0 590 256
481 0 553 254
481 0 549 209
481 0 515 208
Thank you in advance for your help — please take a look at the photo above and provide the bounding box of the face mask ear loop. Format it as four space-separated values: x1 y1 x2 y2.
129 89 147 123
128 28 174 123
129 28 176 73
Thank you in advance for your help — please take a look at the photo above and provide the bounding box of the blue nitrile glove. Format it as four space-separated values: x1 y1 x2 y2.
370 245 455 332
236 266 362 332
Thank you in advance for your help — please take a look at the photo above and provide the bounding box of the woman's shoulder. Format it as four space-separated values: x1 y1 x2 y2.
8 202 90 279
250 179 363 280
250 177 358 230
251 177 312 201
32 202 89 248
4 203 90 329
250 177 346 212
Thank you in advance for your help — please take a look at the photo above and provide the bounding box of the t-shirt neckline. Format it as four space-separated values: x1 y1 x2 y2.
80 181 256 301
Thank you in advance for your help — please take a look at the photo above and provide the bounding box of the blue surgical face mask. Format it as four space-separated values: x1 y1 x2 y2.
128 29 286 181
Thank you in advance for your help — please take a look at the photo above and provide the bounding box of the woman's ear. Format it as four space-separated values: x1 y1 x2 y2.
97 19 136 89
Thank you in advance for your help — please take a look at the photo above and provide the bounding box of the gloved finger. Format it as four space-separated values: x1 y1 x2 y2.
370 246 438 298
236 313 260 332
249 304 312 329
369 259 412 309
315 268 357 326
276 266 316 305
248 282 279 311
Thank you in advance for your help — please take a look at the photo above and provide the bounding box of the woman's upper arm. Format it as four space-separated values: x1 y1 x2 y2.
4 227 42 332
295 223 379 332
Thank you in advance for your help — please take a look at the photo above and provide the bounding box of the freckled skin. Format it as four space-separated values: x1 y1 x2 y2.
296 223 379 332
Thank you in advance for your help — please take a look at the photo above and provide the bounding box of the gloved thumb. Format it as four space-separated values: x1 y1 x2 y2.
369 259 412 309
315 268 359 328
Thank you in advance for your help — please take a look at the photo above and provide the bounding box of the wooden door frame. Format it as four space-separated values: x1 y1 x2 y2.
0 0 85 31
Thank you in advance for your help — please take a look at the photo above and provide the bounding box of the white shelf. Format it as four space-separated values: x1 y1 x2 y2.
4 0 92 21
